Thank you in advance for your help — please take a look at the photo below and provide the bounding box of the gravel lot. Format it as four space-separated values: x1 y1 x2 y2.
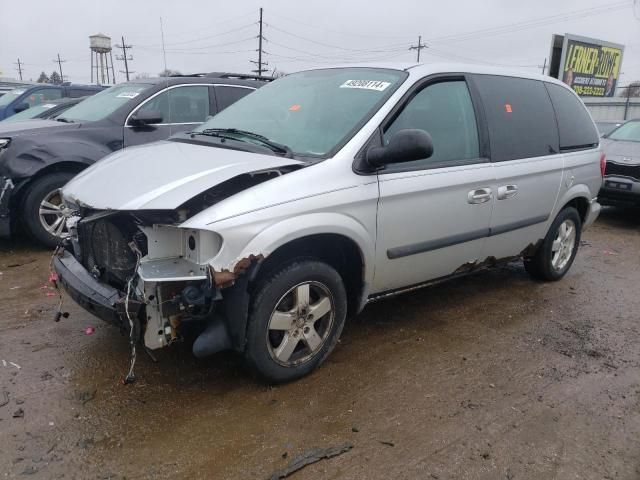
0 207 638 479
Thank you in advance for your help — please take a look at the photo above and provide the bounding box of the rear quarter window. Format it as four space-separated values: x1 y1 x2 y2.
544 82 599 150
215 86 254 112
473 75 559 161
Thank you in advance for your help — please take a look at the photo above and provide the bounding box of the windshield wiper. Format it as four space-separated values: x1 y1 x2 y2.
192 128 292 157
56 117 74 123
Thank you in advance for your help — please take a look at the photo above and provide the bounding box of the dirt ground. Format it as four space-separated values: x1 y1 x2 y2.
0 207 639 480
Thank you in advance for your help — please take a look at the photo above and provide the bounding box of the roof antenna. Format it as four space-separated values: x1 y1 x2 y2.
159 16 168 75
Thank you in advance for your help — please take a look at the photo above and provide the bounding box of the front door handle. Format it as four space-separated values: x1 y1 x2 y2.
467 187 492 204
497 184 518 200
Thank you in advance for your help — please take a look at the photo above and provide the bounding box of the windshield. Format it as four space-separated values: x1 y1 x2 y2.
3 103 55 122
195 68 407 157
608 121 640 142
0 88 26 107
58 83 150 122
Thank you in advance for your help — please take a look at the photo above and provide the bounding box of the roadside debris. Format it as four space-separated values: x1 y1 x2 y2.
6 259 36 268
12 408 24 418
9 361 21 369
268 442 353 480
0 391 9 407
378 440 395 447
76 390 97 405
84 326 96 336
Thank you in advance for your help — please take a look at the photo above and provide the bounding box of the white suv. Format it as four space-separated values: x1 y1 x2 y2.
54 63 603 382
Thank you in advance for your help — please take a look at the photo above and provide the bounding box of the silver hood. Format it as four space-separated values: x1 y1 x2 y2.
602 138 640 164
63 140 303 210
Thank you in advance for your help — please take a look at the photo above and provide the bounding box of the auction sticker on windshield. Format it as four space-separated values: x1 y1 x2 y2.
340 80 391 91
116 92 140 99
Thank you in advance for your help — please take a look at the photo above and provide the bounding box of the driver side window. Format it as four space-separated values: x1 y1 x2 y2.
383 80 480 169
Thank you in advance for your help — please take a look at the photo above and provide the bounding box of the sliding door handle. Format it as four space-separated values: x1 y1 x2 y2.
467 188 492 204
497 184 518 200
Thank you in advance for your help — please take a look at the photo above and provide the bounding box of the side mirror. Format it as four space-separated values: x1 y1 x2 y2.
367 129 434 168
129 109 163 126
14 102 29 113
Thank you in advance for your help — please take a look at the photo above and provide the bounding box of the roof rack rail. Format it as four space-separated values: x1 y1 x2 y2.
169 72 274 81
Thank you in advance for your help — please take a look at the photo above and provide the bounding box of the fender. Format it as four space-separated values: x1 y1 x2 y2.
3 137 111 181
552 183 594 220
210 211 376 288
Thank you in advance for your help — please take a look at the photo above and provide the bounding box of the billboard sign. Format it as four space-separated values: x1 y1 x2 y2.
549 34 624 97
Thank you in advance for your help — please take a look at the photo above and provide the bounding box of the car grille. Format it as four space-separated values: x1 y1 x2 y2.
605 161 640 181
77 215 146 290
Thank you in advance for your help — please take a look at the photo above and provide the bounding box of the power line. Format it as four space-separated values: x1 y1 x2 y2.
250 7 268 76
14 58 24 81
409 36 428 62
126 10 255 41
266 23 409 53
267 12 414 41
115 36 134 81
426 1 629 44
136 22 255 48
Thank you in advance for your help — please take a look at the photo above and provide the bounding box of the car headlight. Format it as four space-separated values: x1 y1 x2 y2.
0 138 10 159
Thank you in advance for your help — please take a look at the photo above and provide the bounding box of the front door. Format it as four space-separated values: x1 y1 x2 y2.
373 78 495 293
124 84 211 147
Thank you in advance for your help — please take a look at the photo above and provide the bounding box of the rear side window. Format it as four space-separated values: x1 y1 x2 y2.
473 75 559 161
215 86 254 112
545 82 599 150
69 89 92 98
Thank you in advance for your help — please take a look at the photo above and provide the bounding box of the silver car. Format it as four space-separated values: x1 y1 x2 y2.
53 63 603 382
599 119 640 207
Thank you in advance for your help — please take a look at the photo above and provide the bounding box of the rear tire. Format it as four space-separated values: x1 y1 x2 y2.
524 207 581 281
244 259 347 383
22 172 75 248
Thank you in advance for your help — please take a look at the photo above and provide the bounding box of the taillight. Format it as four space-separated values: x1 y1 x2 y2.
600 152 606 178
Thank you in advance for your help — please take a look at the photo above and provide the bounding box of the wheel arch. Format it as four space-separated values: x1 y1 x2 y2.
553 184 592 227
12 160 87 209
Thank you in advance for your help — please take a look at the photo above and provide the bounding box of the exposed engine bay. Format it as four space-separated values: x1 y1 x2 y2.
57 166 298 361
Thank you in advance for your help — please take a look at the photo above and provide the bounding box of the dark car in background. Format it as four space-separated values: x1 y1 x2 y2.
0 83 104 120
0 73 268 246
1 97 87 123
599 119 640 207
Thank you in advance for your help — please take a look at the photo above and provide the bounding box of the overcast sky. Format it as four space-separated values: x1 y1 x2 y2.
1 0 639 85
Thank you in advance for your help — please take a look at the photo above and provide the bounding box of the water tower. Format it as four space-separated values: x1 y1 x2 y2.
90 34 116 85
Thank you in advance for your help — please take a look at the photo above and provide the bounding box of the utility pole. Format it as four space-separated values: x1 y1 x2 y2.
250 7 268 76
14 58 23 81
409 35 428 62
116 36 134 81
53 53 66 81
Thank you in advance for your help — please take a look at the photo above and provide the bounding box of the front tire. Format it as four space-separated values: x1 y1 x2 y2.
524 207 581 281
22 172 75 248
244 259 347 383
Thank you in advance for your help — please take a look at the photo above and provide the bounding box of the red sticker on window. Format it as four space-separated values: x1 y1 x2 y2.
505 103 513 113
289 104 301 112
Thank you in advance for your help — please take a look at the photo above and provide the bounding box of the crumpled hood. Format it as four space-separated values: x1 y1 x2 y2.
0 119 76 136
63 140 303 210
602 138 640 163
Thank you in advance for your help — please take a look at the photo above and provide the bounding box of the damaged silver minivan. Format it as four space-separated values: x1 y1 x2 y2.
54 64 603 382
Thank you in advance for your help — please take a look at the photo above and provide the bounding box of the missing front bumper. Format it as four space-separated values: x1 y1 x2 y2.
53 249 124 326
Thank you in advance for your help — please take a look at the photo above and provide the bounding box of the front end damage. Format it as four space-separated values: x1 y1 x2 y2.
53 209 261 359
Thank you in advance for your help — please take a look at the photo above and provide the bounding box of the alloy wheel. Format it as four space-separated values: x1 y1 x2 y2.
266 281 335 367
38 188 68 238
551 219 576 271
